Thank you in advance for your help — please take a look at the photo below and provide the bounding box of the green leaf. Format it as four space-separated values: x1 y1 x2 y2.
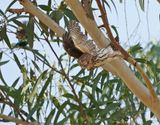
103 1 111 11
32 49 50 66
6 0 17 12
15 40 28 47
13 53 21 70
128 43 142 54
48 0 52 7
0 52 3 60
50 10 63 24
144 120 152 125
0 70 7 85
63 93 76 101
12 20 25 28
27 102 42 120
108 109 126 123
54 100 69 124
0 85 23 106
64 15 69 27
68 103 79 111
45 109 55 125
0 9 7 19
27 16 34 48
56 116 68 125
29 70 48 103
37 73 53 101
32 60 41 72
39 5 52 12
135 58 147 63
69 113 76 125
12 77 20 88
0 60 9 66
8 15 29 23
110 0 118 14
83 91 99 108
0 27 11 48
111 25 119 39
51 96 60 109
105 103 120 113
64 8 77 20
51 96 66 117
139 0 145 11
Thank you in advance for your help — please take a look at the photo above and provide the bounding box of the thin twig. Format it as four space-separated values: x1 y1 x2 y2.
8 8 27 14
45 37 88 123
34 20 88 123
96 0 158 101
146 0 150 41
0 98 35 121
124 1 129 43
0 114 29 125
127 1 140 42
1 90 25 121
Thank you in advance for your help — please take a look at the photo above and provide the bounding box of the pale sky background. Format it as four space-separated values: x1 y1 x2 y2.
0 0 160 124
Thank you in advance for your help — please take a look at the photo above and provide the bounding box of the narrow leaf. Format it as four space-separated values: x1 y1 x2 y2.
54 101 69 124
27 16 34 48
13 53 21 69
37 73 53 101
0 60 9 66
139 0 145 11
45 109 56 125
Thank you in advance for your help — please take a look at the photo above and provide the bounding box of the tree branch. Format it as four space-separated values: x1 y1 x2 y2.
0 114 29 125
0 90 25 121
19 0 118 76
18 0 160 119
96 0 158 104
19 0 65 37
60 0 160 119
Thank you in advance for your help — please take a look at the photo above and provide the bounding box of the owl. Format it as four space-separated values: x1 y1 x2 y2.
63 21 122 69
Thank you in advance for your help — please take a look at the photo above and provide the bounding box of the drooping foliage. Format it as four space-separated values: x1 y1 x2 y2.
0 0 159 124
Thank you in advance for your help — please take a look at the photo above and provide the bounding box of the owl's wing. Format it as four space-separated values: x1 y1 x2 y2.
68 21 122 69
68 21 97 55
62 32 83 58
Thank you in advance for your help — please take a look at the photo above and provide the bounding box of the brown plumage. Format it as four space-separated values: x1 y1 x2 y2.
63 21 122 70
62 32 83 58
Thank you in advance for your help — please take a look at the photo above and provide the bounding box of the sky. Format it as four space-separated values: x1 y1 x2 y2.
0 0 160 124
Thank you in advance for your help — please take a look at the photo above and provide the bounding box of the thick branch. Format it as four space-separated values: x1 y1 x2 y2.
65 0 110 47
19 0 160 119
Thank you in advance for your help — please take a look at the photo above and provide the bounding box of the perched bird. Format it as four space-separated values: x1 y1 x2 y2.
63 20 122 69
14 40 28 47
12 25 28 48
16 26 27 40
62 32 83 58
67 21 97 55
